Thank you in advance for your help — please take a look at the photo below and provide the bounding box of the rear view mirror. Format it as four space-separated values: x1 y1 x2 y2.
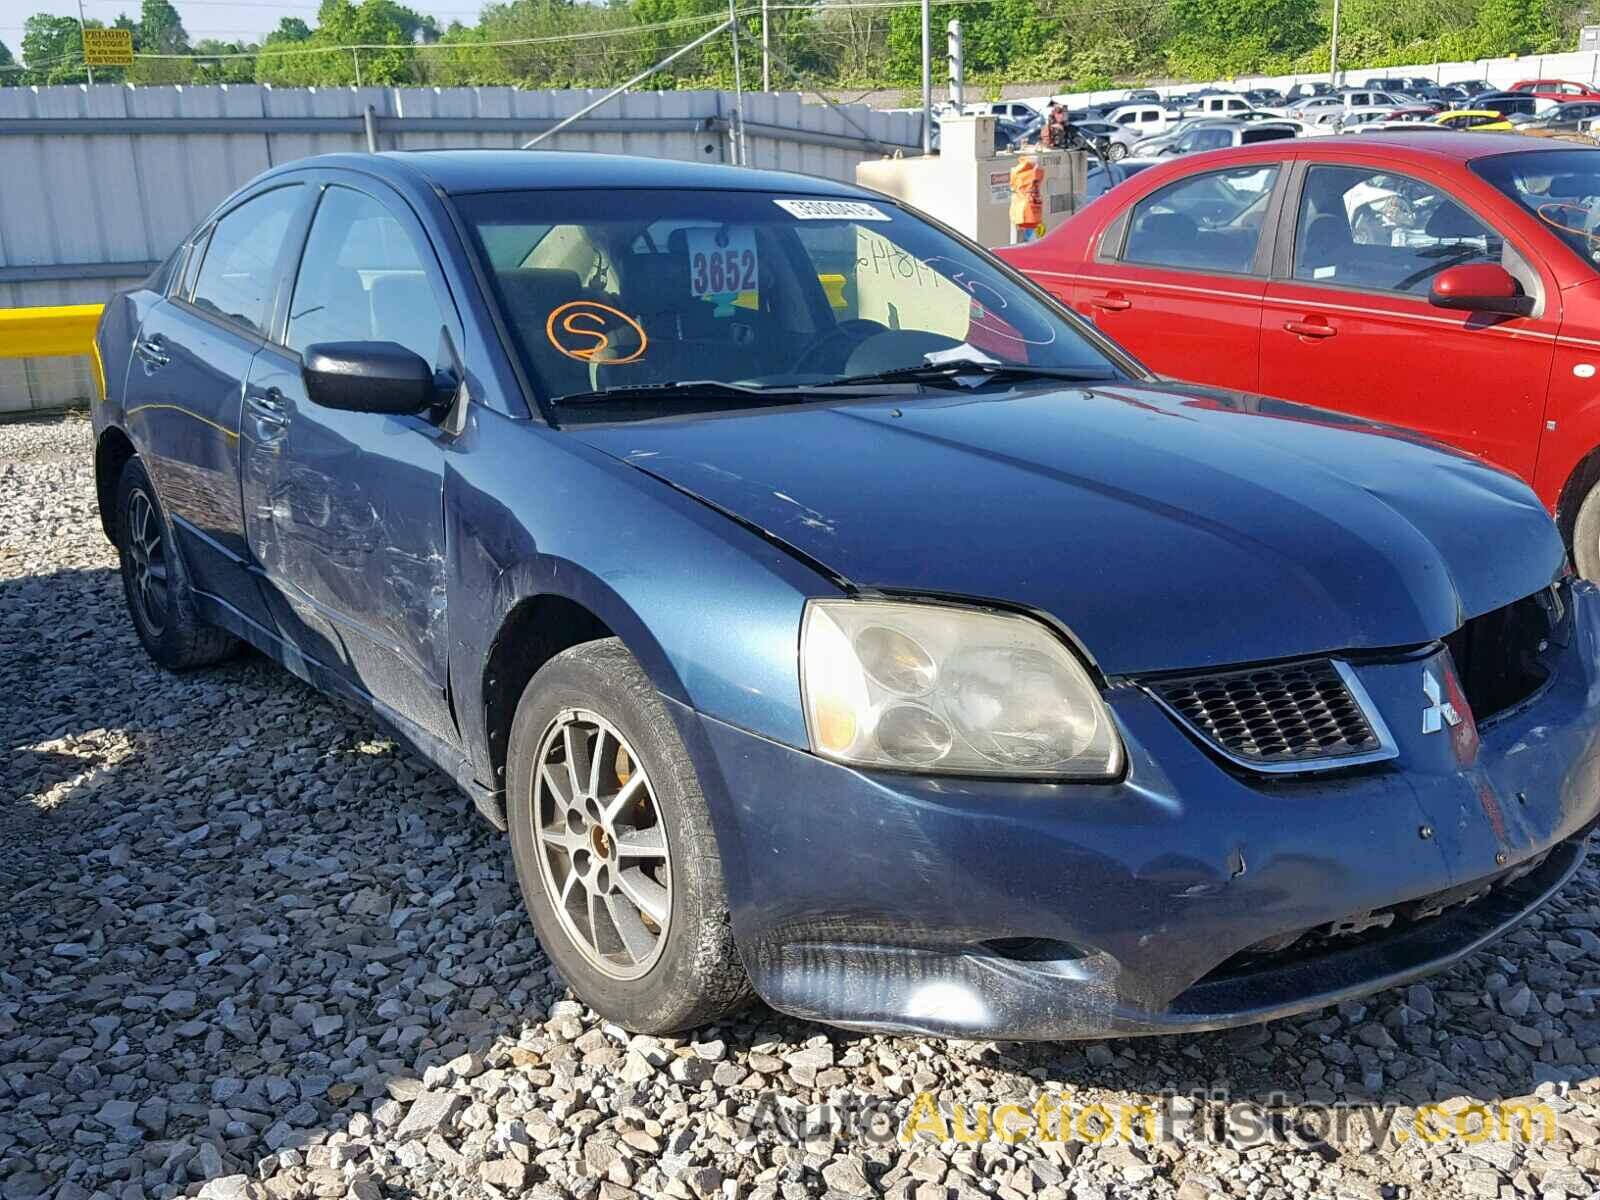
1429 263 1534 317
303 341 440 414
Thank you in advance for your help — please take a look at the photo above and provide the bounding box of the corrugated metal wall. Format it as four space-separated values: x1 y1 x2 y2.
0 83 922 413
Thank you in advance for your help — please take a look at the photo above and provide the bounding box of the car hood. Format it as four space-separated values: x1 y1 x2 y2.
571 382 1564 675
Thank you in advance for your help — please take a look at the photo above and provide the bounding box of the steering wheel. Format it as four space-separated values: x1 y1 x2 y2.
1536 201 1600 245
789 319 887 375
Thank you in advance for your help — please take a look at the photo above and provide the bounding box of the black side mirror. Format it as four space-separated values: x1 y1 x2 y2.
303 341 440 415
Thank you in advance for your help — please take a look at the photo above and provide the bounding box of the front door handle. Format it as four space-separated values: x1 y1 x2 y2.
135 335 169 369
1283 319 1336 339
246 389 287 422
1091 293 1133 312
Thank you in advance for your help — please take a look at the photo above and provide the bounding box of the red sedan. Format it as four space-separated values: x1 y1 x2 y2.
1509 79 1600 102
999 133 1600 575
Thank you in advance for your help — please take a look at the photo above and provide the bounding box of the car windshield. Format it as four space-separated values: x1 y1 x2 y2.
455 188 1119 416
1472 149 1600 268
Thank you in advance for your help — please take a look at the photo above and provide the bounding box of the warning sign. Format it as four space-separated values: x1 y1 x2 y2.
83 28 134 67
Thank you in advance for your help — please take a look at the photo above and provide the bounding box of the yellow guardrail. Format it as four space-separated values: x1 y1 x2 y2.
0 303 104 360
1 303 107 400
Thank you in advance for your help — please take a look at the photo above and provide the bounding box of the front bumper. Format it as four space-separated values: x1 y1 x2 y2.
677 583 1600 1040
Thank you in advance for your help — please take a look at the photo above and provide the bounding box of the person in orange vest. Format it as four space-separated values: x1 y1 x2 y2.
1009 154 1043 243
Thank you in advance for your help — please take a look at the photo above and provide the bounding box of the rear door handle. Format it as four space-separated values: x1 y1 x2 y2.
1283 319 1336 339
1091 293 1133 312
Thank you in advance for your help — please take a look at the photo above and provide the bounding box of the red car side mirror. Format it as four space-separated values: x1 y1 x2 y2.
1429 263 1534 317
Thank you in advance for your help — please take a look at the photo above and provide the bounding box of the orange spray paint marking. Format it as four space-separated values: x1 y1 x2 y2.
545 301 648 365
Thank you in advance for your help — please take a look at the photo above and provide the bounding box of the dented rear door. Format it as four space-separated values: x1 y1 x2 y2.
239 178 456 746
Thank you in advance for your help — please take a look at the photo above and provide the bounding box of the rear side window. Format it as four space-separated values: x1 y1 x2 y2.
1292 165 1504 293
189 187 303 335
286 186 447 365
1241 127 1295 144
1121 164 1279 274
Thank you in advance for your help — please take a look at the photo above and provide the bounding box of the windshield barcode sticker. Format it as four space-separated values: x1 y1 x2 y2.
774 198 892 222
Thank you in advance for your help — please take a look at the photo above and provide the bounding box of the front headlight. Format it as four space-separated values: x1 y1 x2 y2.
800 599 1124 778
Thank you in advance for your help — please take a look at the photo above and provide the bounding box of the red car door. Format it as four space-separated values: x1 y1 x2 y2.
1010 155 1288 394
1259 159 1559 481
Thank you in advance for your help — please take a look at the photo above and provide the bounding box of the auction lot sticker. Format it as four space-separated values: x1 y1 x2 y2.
775 199 891 222
686 227 758 297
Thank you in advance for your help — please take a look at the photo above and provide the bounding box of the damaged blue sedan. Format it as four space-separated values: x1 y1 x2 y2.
93 151 1600 1038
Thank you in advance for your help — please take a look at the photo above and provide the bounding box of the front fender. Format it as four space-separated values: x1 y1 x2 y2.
446 406 837 787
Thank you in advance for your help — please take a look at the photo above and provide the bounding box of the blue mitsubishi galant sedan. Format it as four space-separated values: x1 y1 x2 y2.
93 150 1600 1038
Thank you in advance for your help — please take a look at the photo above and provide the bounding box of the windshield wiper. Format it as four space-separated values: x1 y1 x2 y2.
551 379 813 407
810 361 1122 390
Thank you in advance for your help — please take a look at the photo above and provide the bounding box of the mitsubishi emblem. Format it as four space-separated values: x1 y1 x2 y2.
1422 667 1461 734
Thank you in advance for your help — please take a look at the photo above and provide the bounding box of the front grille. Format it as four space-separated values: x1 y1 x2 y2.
1149 659 1385 769
1444 584 1564 725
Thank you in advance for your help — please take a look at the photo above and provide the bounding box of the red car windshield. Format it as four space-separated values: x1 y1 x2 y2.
1472 149 1600 267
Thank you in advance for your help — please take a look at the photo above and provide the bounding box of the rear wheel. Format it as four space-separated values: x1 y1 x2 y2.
115 456 237 670
506 638 751 1032
1107 141 1129 161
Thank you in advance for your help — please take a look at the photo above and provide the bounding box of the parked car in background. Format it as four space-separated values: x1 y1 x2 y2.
1285 81 1335 101
1510 79 1600 102
1149 118 1298 155
1450 79 1495 97
1000 133 1600 577
1476 91 1545 119
987 100 1040 124
1070 119 1142 160
95 148 1600 1042
1082 157 1159 203
1244 87 1285 107
1179 92 1254 117
1124 88 1161 103
1104 103 1171 138
1520 102 1600 133
1434 109 1516 131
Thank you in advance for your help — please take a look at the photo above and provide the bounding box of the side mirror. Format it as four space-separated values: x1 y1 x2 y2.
302 341 440 414
1429 263 1534 317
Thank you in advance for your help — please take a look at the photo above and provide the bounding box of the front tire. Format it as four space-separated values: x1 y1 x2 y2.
505 638 751 1032
1107 142 1129 161
114 456 238 670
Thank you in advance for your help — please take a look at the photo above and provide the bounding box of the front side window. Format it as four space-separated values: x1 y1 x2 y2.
287 186 447 364
1121 164 1279 273
1292 164 1504 292
189 186 303 336
1473 148 1600 269
455 189 1120 416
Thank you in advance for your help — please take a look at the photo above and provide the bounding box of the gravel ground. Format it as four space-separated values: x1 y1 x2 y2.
5 412 1600 1200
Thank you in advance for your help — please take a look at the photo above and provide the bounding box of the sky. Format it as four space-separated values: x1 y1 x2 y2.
0 0 495 56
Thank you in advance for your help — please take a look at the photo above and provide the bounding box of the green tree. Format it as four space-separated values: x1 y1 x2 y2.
886 0 1047 85
22 14 93 84
255 0 438 85
127 0 195 83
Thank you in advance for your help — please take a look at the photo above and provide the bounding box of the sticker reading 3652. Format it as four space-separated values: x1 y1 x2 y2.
774 198 892 222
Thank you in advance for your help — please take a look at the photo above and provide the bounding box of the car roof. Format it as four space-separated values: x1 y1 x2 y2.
266 149 879 199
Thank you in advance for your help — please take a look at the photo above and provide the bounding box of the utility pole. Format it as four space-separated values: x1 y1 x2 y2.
728 0 746 165
920 0 931 153
352 47 363 86
947 19 963 109
761 0 770 91
76 0 94 85
1329 0 1341 87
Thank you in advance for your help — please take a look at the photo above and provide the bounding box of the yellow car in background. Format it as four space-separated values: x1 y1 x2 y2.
1433 110 1515 131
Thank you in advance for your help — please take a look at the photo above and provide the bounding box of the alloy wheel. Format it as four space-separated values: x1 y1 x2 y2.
125 488 170 636
532 708 671 980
